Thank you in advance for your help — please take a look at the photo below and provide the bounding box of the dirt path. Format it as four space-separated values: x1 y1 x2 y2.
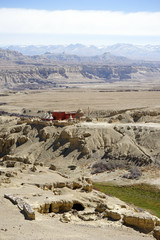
79 122 160 129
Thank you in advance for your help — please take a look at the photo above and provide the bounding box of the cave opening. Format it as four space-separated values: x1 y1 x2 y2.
49 204 52 213
72 203 85 211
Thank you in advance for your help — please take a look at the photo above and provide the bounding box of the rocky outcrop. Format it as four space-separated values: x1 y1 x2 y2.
39 128 50 141
0 136 15 157
23 125 32 135
1 114 160 172
17 135 28 146
105 210 121 221
6 161 16 168
123 212 155 233
40 200 73 214
49 164 56 171
60 212 72 223
23 202 35 220
1 47 160 91
35 177 92 193
154 226 160 240
78 211 98 221
10 126 23 133
95 199 160 236
3 155 30 164
96 203 113 213
2 166 160 240
38 199 86 214
4 194 35 220
52 124 156 169
53 127 92 157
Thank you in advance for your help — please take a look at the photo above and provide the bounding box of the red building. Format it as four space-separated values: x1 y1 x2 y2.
52 111 76 120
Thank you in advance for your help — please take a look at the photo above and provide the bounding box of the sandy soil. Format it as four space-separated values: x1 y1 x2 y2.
0 89 160 113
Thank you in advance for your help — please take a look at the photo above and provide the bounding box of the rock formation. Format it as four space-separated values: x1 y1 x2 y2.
0 113 160 175
1 166 160 239
4 194 35 220
0 48 160 90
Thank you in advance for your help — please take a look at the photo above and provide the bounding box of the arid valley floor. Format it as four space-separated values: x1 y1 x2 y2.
1 89 160 240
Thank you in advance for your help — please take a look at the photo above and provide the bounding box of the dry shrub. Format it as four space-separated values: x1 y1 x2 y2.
122 167 142 179
91 160 125 174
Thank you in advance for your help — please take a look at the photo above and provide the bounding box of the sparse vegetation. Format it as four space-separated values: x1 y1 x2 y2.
93 183 160 217
91 160 125 174
122 167 142 179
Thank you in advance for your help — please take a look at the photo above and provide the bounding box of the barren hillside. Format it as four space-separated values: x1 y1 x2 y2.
0 48 160 91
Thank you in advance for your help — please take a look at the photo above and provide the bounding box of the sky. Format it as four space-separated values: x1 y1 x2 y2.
0 0 160 46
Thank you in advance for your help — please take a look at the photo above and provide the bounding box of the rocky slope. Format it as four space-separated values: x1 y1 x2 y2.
0 63 160 90
0 109 160 176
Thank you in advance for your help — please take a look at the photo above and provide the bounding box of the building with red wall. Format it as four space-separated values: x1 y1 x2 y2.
52 111 76 120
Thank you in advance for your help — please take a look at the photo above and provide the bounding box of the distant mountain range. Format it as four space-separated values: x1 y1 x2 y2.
2 43 160 61
0 47 132 65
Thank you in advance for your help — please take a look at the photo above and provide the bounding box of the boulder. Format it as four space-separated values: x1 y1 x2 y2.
85 178 92 184
5 172 14 177
3 155 30 164
17 135 28 146
72 181 82 189
4 136 15 150
4 194 18 204
95 203 110 213
6 161 16 168
49 164 56 171
60 212 72 223
78 211 98 221
156 217 160 226
23 202 35 220
16 197 25 211
4 194 35 220
105 210 121 221
80 145 90 155
154 226 160 240
123 212 155 233
39 128 50 141
30 165 37 172
55 182 66 188
66 181 82 190
23 125 31 135
0 136 15 157
81 184 93 192
10 126 22 133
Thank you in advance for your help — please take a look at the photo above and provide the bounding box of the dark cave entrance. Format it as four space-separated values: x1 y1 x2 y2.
72 203 85 211
49 204 52 213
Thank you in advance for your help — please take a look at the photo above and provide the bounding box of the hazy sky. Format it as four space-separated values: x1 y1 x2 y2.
0 0 160 46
